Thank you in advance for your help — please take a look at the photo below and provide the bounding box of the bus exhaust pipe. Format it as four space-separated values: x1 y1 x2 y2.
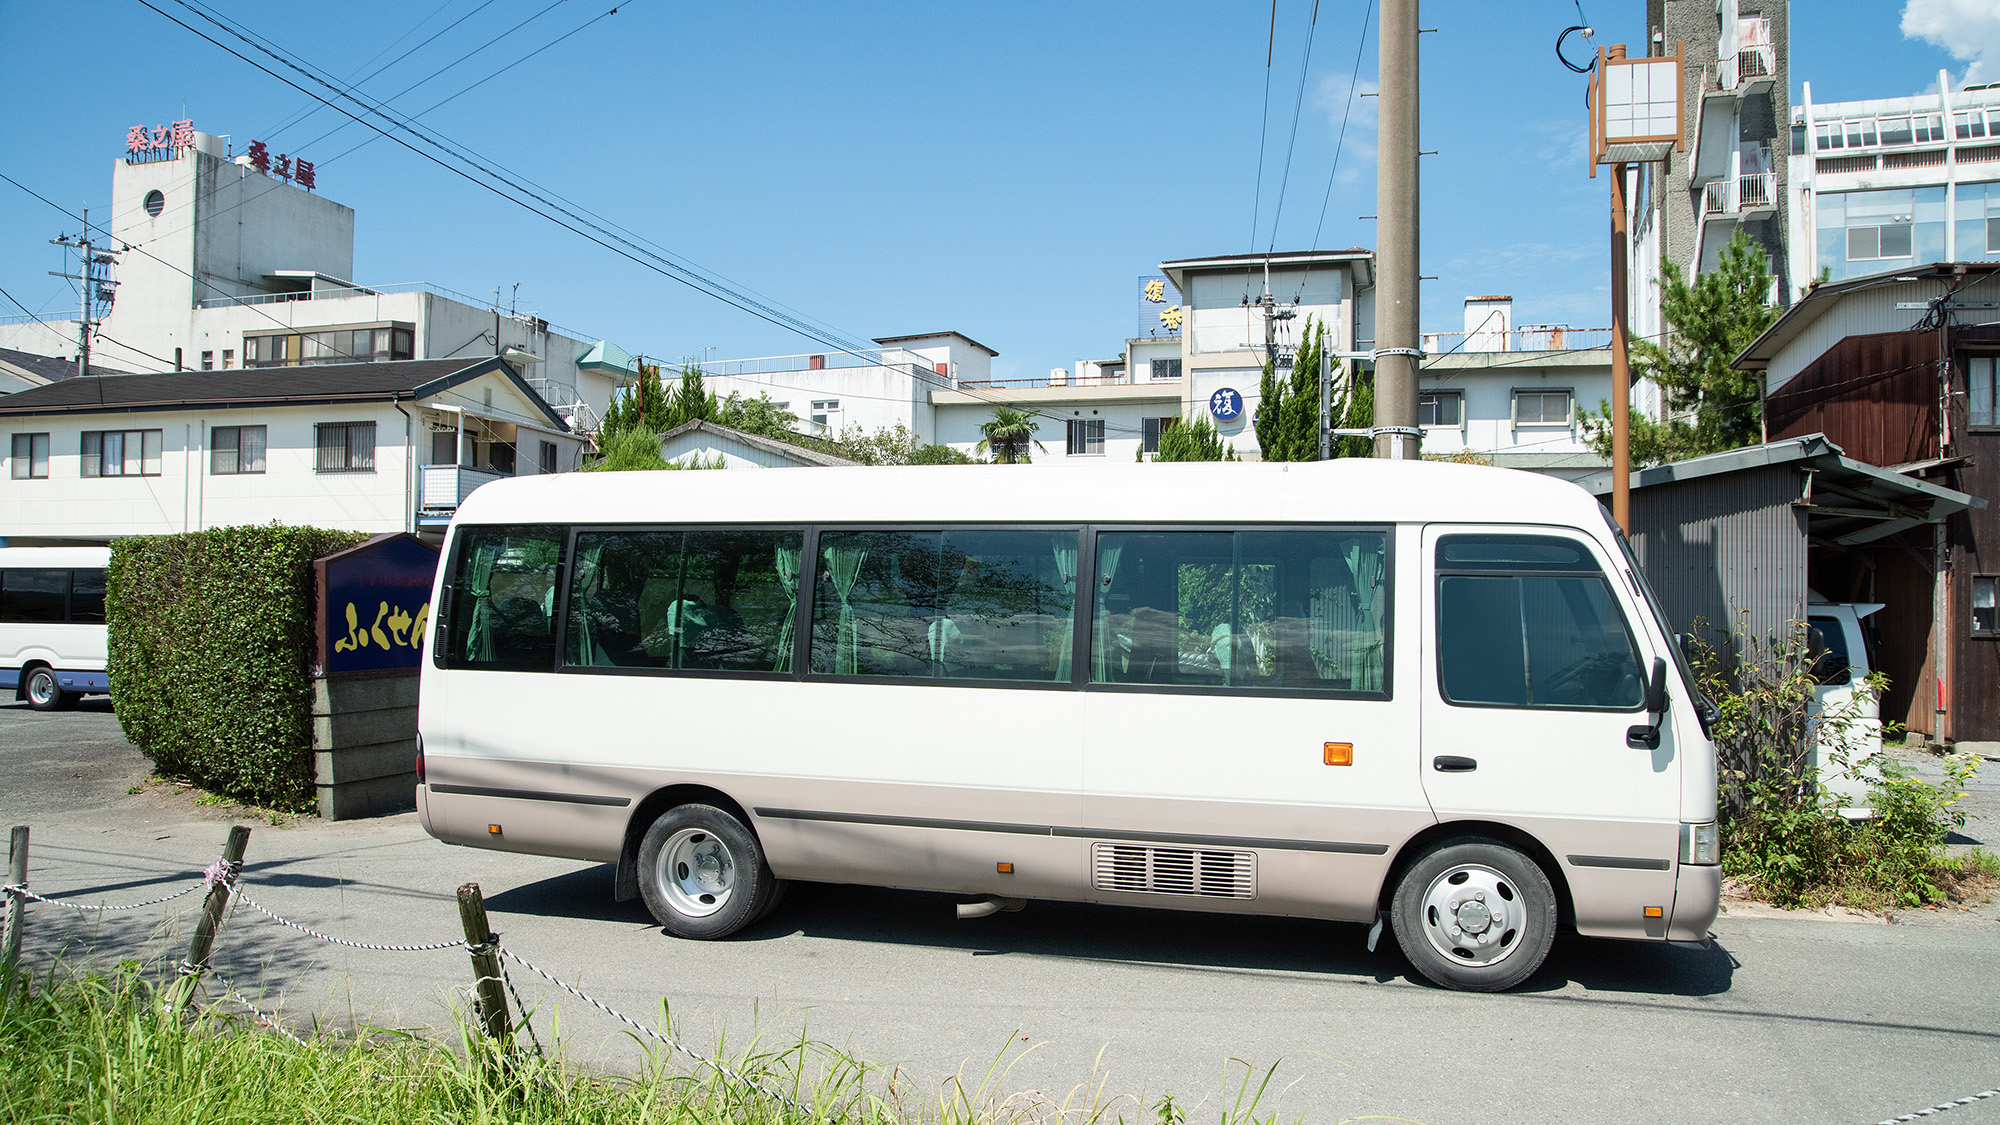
956 896 1026 920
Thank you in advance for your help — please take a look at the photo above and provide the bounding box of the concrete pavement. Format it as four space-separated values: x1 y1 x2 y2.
5 700 1998 1124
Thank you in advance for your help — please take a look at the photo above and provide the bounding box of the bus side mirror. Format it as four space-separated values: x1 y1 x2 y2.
1629 658 1668 750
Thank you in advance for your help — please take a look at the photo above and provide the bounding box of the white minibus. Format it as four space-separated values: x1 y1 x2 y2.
1 546 113 711
417 460 1721 991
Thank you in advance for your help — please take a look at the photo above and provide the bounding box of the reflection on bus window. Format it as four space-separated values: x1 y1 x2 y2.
566 529 804 674
811 529 1079 682
1436 534 1644 709
445 526 564 671
1091 530 1389 694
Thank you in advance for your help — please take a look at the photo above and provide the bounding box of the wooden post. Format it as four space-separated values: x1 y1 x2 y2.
168 825 250 1016
2 826 27 992
457 883 512 1046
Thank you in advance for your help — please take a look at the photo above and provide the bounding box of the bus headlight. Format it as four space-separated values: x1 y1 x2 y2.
1679 821 1719 866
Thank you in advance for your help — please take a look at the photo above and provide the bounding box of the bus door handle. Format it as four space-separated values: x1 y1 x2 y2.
1432 755 1477 773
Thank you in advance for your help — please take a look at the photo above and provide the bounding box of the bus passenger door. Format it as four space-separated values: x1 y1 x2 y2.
1418 525 1681 940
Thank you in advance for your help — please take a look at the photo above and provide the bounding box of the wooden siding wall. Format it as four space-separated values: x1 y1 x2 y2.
1627 464 1808 669
1949 330 2000 743
1765 330 1937 465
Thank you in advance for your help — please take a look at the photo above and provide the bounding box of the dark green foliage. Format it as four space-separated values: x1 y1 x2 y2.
908 443 978 465
581 427 673 472
713 391 802 441
662 366 720 431
1686 618 1990 909
1251 316 1370 461
596 362 671 441
108 525 368 810
976 407 1044 464
1583 229 1778 467
1154 416 1238 461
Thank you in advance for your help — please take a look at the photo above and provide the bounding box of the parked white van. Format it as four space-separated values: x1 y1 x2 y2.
416 460 1723 991
0 546 112 710
1807 594 1886 816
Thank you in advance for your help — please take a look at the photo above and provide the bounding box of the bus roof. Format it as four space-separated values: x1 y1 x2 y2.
0 546 112 567
452 460 1607 530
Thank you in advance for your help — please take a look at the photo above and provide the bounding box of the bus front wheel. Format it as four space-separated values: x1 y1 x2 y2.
1391 838 1556 992
24 667 77 712
636 804 781 939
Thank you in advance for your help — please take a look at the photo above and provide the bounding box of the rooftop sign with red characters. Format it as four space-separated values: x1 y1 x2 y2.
243 140 317 191
123 119 194 164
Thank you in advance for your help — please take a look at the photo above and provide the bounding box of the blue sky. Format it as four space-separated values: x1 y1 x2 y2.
0 2 1988 380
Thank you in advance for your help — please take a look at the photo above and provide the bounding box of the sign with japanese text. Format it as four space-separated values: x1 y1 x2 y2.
1209 387 1244 422
1137 274 1183 337
244 140 318 190
123 119 193 163
314 534 440 677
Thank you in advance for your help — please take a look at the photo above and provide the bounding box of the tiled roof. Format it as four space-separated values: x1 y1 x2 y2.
0 357 569 430
0 346 129 382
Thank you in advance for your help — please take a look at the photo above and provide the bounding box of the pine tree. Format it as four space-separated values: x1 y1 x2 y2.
663 366 719 430
1253 315 1352 461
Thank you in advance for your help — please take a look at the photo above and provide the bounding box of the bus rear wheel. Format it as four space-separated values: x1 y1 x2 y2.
636 804 781 939
24 667 77 712
1391 838 1556 992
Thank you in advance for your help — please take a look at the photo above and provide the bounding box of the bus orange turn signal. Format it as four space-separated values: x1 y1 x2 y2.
1324 742 1353 766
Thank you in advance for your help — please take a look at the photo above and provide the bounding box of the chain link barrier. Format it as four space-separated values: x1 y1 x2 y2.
2 880 203 912
1876 1087 2000 1124
231 889 467 953
500 948 833 1124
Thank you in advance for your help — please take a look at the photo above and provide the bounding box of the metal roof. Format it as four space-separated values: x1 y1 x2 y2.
656 419 861 467
0 346 129 383
0 356 570 431
1583 433 1982 546
1733 261 2000 369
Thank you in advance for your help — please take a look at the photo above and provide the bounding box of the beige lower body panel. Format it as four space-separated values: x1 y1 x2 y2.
1668 863 1722 940
1504 815 1680 940
421 756 1427 922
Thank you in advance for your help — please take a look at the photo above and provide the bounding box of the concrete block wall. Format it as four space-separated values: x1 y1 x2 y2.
312 673 418 819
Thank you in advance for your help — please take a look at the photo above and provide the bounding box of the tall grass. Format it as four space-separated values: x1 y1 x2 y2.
0 964 1294 1125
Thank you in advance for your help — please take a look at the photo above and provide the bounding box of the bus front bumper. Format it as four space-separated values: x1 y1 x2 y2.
1668 862 1722 941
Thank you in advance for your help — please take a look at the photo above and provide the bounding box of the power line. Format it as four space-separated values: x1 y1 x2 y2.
1249 0 1279 255
1265 0 1322 253
1309 0 1374 250
143 0 875 357
258 0 500 144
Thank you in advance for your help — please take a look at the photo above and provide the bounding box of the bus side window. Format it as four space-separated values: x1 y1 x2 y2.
1091 529 1389 694
444 526 565 671
70 569 107 625
1435 534 1644 710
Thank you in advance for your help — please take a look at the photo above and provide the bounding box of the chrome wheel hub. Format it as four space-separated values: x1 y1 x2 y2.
1419 864 1522 968
657 828 734 918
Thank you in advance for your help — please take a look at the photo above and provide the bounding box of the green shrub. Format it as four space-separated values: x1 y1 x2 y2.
1689 618 1986 909
108 524 367 811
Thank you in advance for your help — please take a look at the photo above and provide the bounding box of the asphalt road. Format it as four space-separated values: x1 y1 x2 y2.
4 700 1999 1125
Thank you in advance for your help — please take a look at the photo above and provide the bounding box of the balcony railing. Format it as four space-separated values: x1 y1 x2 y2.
704 348 953 390
957 373 1137 390
194 282 596 343
1718 18 1773 92
1419 327 1613 355
1702 173 1776 217
419 465 506 512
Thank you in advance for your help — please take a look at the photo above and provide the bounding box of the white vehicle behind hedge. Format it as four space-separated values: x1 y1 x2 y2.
1 546 112 710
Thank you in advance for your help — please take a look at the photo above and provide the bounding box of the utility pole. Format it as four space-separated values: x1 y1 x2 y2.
1610 158 1633 531
1372 0 1422 460
49 211 116 380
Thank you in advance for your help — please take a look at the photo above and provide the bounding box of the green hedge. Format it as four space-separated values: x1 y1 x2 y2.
108 525 368 811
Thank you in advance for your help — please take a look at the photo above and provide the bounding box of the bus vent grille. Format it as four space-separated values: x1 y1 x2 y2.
1090 843 1255 899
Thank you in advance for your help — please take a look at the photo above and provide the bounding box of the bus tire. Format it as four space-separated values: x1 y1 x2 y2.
636 804 778 939
1391 837 1556 992
25 667 75 712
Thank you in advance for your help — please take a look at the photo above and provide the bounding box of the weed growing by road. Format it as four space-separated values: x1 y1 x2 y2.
1687 620 1990 911
0 964 1292 1125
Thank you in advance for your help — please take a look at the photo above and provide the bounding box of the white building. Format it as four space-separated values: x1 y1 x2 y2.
0 126 641 436
0 357 584 545
1419 296 1621 481
1787 75 2000 297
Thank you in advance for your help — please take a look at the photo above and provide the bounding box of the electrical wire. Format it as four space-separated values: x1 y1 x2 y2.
1249 0 1279 257
256 0 492 144
1264 0 1322 254
141 0 874 357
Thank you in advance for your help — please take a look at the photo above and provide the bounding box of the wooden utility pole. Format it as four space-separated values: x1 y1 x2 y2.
1372 0 1422 460
1610 158 1633 532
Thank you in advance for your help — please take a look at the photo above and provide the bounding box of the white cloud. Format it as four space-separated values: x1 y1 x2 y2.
1313 73 1379 181
1902 0 2000 88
